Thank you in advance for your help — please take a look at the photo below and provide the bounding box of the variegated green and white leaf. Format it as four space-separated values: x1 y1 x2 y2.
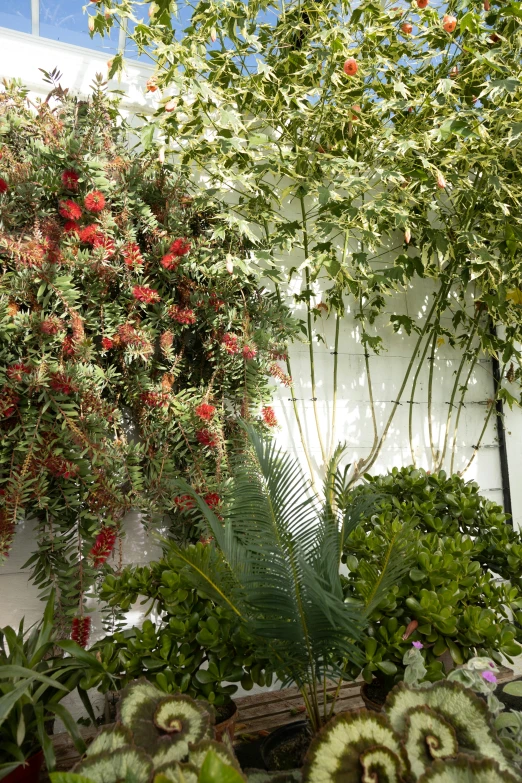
86 723 133 757
359 746 403 783
302 710 407 783
417 755 520 783
75 747 153 783
189 739 241 771
154 761 199 783
386 682 512 773
403 706 458 780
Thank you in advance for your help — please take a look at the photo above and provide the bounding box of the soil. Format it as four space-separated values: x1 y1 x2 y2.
215 701 236 724
363 680 390 707
265 725 312 771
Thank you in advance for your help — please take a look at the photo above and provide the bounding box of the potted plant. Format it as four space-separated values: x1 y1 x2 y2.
49 679 247 783
86 565 276 741
157 429 412 770
341 467 522 708
0 593 106 781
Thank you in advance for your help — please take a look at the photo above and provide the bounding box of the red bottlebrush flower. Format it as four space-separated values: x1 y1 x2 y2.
79 223 100 245
40 316 64 336
161 253 179 271
61 169 79 191
63 220 80 234
262 406 278 427
269 363 292 387
204 492 221 509
71 616 91 648
221 333 239 355
45 455 78 480
84 190 106 213
89 527 117 567
196 428 219 448
168 305 196 325
195 402 216 421
174 494 196 512
0 508 15 560
160 330 174 354
62 336 76 357
270 348 288 361
0 178 8 194
170 238 191 257
140 390 168 408
92 233 115 257
7 362 31 382
101 337 114 350
209 293 225 311
0 388 19 418
132 285 161 304
58 199 82 221
123 242 143 267
50 372 77 395
242 344 257 360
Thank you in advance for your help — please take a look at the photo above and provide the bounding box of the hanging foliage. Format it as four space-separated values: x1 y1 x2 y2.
0 73 296 635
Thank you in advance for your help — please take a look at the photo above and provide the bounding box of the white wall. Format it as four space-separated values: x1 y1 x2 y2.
0 27 519 644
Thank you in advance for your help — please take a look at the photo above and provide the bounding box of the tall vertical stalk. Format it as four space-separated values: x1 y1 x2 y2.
450 343 482 474
300 194 326 464
328 312 341 461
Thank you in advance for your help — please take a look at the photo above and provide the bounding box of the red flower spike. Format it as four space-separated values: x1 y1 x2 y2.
170 238 191 257
262 406 278 427
204 492 221 509
44 455 78 480
89 527 117 567
221 333 240 355
123 242 143 267
195 402 216 421
58 199 82 221
161 253 179 271
50 372 77 395
242 344 257 360
63 220 80 235
174 494 196 512
0 388 19 418
62 336 76 357
160 331 174 353
61 170 79 191
168 305 196 325
140 390 168 408
196 428 219 448
0 178 8 194
79 224 100 245
132 285 161 304
101 337 114 350
71 616 91 648
41 317 64 336
93 233 115 257
84 190 106 213
7 363 31 382
269 364 292 387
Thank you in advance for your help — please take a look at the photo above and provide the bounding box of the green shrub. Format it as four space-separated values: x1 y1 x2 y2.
342 467 522 682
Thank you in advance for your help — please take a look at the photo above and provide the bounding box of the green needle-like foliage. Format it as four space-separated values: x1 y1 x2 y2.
167 427 413 731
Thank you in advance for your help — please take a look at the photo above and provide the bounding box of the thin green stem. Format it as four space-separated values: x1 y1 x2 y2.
450 344 482 474
427 331 438 466
328 312 340 461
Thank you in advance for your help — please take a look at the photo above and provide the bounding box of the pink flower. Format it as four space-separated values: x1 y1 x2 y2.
482 670 497 684
436 172 447 189
243 344 257 360
412 641 423 649
222 333 239 355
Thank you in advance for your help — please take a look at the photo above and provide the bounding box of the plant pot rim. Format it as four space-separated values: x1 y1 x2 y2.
260 719 311 771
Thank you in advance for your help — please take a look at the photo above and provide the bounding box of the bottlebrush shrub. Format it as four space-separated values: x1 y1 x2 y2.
82 554 274 706
342 467 522 683
0 76 296 635
54 679 247 783
303 681 519 782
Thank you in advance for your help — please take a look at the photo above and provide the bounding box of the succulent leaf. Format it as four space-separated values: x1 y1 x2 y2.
302 710 407 782
403 706 458 780
417 755 520 782
385 681 512 773
74 747 153 783
86 724 133 756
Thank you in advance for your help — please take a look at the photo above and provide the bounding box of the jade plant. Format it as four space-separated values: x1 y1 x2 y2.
303 680 521 782
342 467 522 684
85 564 274 709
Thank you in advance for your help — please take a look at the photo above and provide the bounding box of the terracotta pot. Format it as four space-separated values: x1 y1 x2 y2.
214 700 238 743
3 751 45 783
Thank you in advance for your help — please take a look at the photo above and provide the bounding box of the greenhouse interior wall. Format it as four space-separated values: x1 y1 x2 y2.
1 25 522 649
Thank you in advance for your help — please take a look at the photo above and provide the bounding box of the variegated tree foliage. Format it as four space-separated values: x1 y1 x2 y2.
91 0 522 486
303 681 521 782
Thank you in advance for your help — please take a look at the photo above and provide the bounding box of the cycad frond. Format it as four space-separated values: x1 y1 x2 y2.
358 521 414 617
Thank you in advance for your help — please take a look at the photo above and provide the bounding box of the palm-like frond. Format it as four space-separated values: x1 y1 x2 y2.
167 428 412 727
357 520 415 617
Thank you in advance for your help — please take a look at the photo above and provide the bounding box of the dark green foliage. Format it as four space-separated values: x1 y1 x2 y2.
0 593 106 777
342 467 522 682
90 559 273 705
